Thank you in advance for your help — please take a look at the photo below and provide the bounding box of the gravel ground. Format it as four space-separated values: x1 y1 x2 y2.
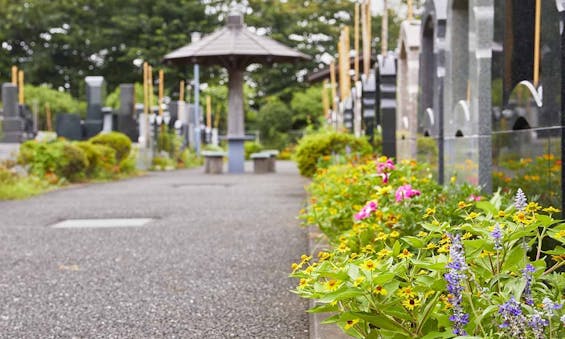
0 161 310 338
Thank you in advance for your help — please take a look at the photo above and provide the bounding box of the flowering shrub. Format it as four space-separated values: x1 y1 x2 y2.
292 158 564 338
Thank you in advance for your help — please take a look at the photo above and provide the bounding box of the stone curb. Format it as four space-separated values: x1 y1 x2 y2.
307 226 350 339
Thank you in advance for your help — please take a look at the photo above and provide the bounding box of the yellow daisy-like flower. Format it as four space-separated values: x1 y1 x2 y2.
479 250 495 258
291 263 302 271
325 279 340 291
465 212 480 220
498 210 506 218
390 231 400 238
344 319 360 330
526 202 542 213
440 234 451 245
457 201 470 209
362 244 375 253
353 277 365 287
554 230 565 239
300 254 312 262
304 266 314 274
417 231 429 237
462 232 473 240
432 220 440 226
437 244 450 253
402 297 421 310
318 251 331 261
425 242 438 250
513 212 533 224
298 278 308 288
374 285 387 295
378 155 388 162
361 260 377 271
349 253 359 260
424 208 435 218
543 206 560 214
375 232 389 241
397 286 416 298
398 248 413 259
337 243 350 253
378 185 392 195
440 294 453 310
377 248 392 258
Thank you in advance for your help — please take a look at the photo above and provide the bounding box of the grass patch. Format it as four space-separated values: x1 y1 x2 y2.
0 175 56 200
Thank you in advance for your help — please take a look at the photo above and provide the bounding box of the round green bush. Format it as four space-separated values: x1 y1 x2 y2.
244 141 263 160
89 132 132 163
293 131 372 177
75 141 117 178
18 140 88 182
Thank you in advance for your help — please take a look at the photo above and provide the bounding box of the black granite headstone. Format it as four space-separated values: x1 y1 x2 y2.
55 113 83 140
1 83 24 142
84 76 105 138
362 70 378 142
378 53 397 159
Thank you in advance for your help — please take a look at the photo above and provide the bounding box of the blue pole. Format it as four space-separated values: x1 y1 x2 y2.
194 64 201 155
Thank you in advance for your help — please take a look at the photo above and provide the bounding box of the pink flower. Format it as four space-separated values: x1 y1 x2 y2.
376 159 395 184
395 184 421 202
468 194 481 202
355 200 378 220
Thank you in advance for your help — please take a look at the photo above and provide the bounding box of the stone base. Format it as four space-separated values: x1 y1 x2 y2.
84 120 103 138
202 151 225 174
251 153 270 174
228 138 245 173
1 117 24 143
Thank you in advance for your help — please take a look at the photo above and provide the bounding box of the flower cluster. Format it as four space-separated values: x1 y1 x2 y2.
395 184 421 202
498 296 526 336
444 234 469 336
354 200 378 220
522 264 535 306
376 158 395 183
491 223 503 250
514 188 527 211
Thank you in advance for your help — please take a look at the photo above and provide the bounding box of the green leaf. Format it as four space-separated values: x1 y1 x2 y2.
421 331 453 339
307 303 339 313
321 314 340 324
476 201 497 215
350 312 407 333
319 287 364 303
502 245 526 272
402 236 425 248
373 272 395 285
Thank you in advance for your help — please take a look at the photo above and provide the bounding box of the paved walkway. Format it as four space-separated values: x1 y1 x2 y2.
0 161 310 338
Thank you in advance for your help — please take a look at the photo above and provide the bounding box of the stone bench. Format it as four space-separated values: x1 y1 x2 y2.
202 151 226 174
262 149 279 172
250 152 271 174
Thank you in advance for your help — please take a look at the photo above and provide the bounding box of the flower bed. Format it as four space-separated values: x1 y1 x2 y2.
292 157 564 338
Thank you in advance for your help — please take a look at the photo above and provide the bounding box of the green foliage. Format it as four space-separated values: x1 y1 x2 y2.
256 97 293 150
292 158 564 338
294 131 372 177
105 83 145 109
75 141 117 179
244 141 264 160
0 163 53 200
178 148 203 168
90 132 132 163
18 139 88 182
24 84 86 130
290 85 324 129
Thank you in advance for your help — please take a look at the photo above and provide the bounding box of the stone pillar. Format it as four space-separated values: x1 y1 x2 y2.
418 0 447 183
117 84 138 141
378 53 397 159
227 67 245 173
84 76 105 138
1 83 24 142
444 0 493 192
396 19 421 161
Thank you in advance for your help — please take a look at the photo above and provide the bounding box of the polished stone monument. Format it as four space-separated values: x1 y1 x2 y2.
117 84 139 141
0 83 24 142
377 52 397 159
84 76 105 138
397 19 421 161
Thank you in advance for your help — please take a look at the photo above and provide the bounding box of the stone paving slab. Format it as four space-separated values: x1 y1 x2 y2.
0 161 310 338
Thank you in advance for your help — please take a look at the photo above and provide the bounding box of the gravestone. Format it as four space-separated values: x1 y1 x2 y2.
1 83 24 142
84 76 105 138
343 96 353 131
377 52 397 159
444 0 493 192
418 0 447 182
55 114 83 140
396 19 421 161
362 70 378 143
117 84 139 141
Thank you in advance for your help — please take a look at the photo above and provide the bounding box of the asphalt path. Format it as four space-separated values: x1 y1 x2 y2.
0 161 309 338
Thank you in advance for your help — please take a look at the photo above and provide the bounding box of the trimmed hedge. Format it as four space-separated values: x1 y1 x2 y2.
90 132 132 163
293 131 372 177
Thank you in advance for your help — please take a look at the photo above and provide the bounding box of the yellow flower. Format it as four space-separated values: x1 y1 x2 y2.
291 263 302 271
424 208 435 218
378 185 392 195
432 220 440 226
361 260 377 271
457 201 470 209
300 254 312 262
513 212 533 224
344 319 360 330
426 242 438 250
325 279 340 291
305 266 314 274
498 210 506 218
318 251 331 261
440 234 451 245
417 269 428 275
378 155 388 162
375 232 389 241
462 232 473 240
555 230 565 239
349 253 359 260
465 212 480 220
402 297 421 310
526 202 542 213
398 248 413 259
377 248 392 258
397 286 416 298
337 243 350 253
437 244 450 253
298 278 308 288
440 294 453 310
353 276 365 286
374 285 387 295
479 250 495 258
543 206 560 214
418 231 429 237
362 245 375 253
451 176 457 184
390 231 400 238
